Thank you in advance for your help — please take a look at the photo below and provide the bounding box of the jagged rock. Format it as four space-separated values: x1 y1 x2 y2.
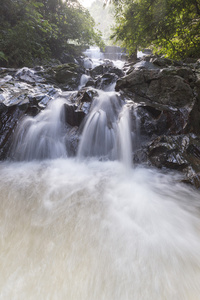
0 80 58 109
90 63 124 79
70 87 98 115
116 68 194 108
150 57 173 67
95 73 118 90
90 65 104 78
1 55 200 189
15 67 46 84
0 103 27 160
54 63 84 89
60 52 77 64
75 87 98 104
85 79 95 88
64 103 86 127
147 134 200 188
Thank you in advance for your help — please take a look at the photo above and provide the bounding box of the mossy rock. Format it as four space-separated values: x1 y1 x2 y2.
54 63 81 84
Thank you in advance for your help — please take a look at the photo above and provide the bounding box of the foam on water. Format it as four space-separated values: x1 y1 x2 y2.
0 158 200 300
12 98 68 160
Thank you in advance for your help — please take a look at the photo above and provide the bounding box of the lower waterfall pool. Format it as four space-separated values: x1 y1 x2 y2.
0 158 200 300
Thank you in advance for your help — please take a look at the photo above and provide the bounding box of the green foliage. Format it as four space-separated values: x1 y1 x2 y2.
111 0 200 59
0 51 8 62
0 0 103 67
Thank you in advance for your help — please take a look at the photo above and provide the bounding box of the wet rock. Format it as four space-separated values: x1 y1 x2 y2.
147 134 200 188
0 104 27 160
15 67 46 84
74 87 98 104
0 80 58 109
85 79 95 88
108 67 124 78
90 65 104 78
95 73 118 90
150 57 173 67
70 87 99 115
131 60 160 70
60 52 76 64
54 63 84 89
90 64 124 79
64 126 79 156
64 103 86 127
102 59 114 67
116 68 194 108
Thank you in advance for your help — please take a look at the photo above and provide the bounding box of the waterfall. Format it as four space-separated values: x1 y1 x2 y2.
118 104 133 167
12 98 68 160
77 90 132 163
83 46 104 60
1 48 200 300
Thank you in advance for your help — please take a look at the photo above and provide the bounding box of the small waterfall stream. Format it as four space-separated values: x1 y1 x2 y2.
1 47 200 300
77 90 132 164
12 98 68 160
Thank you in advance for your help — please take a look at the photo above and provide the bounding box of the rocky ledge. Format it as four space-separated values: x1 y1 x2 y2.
1 55 200 188
117 55 200 188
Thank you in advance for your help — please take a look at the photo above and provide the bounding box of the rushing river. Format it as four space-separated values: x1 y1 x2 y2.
0 48 200 299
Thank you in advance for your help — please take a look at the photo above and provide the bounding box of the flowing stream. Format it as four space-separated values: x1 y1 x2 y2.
1 49 200 300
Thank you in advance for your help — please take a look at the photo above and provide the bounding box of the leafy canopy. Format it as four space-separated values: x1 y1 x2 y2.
110 0 200 59
0 0 104 66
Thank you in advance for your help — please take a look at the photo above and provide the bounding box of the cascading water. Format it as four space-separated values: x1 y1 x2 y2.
77 90 132 164
12 98 68 160
1 47 200 300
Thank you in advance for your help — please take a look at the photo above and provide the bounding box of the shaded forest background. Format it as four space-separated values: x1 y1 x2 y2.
0 0 103 67
1 0 200 67
110 0 200 59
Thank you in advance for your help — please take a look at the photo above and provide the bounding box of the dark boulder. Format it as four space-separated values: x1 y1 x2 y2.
54 63 84 90
147 134 200 188
64 103 86 127
0 103 27 159
116 68 195 108
90 63 124 80
95 73 118 90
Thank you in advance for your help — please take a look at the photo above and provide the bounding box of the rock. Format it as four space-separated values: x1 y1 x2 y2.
147 134 200 188
70 87 98 114
183 58 198 64
95 73 118 90
54 63 84 89
116 68 194 108
64 103 86 127
131 60 160 70
90 63 124 79
15 67 46 84
75 87 98 104
90 65 104 78
60 52 76 64
85 79 95 88
0 103 27 159
150 57 173 67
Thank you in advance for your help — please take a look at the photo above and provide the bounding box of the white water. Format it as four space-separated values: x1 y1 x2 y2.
12 98 68 160
78 90 132 163
0 159 200 299
83 46 125 69
1 48 200 299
